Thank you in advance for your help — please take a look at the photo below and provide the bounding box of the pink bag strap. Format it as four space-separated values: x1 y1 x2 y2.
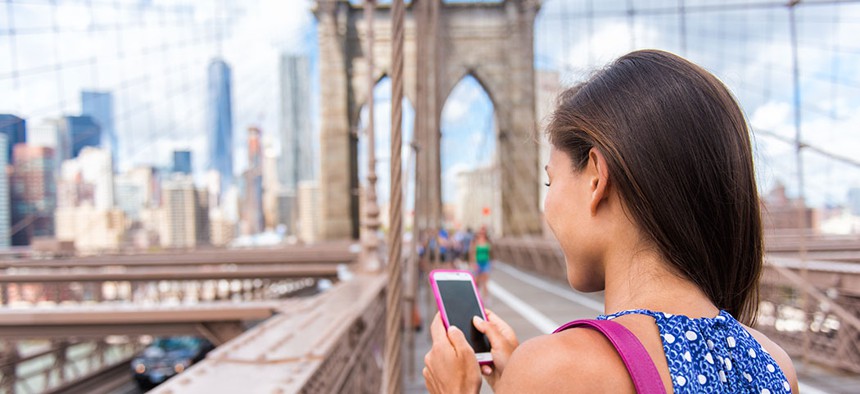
554 319 667 394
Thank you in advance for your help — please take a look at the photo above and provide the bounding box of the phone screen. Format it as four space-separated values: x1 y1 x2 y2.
437 280 491 353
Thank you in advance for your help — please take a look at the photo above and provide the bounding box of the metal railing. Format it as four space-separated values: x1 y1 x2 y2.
151 272 387 393
0 339 141 394
0 275 321 307
493 236 860 374
0 244 354 308
757 261 860 373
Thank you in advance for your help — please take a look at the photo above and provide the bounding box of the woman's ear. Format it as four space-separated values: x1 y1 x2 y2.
588 148 610 216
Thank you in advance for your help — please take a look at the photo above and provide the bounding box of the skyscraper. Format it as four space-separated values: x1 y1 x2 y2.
59 147 114 210
81 91 117 167
207 59 234 196
279 54 313 192
161 175 199 248
173 150 192 174
0 135 10 248
11 145 56 245
297 181 320 243
0 114 26 164
240 127 263 235
195 187 210 246
62 115 101 159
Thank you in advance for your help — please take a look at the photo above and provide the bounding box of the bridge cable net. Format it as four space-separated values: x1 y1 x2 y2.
528 0 860 375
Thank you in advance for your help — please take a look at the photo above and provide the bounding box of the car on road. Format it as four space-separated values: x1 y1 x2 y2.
131 336 214 390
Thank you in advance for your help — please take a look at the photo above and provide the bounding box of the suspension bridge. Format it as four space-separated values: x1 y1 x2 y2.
1 0 860 393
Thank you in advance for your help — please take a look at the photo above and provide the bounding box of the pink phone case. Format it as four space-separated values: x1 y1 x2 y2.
428 269 493 365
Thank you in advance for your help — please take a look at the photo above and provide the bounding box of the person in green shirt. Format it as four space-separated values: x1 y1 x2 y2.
470 226 492 300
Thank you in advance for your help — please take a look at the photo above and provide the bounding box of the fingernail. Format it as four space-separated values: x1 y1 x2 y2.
472 316 483 325
448 325 459 333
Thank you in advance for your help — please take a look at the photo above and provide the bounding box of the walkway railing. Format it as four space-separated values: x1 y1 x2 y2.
758 260 860 373
493 236 860 374
0 338 141 394
0 247 350 307
151 273 387 393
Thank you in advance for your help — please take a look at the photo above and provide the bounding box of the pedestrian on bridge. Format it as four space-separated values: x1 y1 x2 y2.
470 226 492 302
424 50 799 394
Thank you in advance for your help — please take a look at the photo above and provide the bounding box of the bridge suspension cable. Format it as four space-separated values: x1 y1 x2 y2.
383 0 405 393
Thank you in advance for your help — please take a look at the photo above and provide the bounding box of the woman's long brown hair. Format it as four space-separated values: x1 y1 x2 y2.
546 50 763 325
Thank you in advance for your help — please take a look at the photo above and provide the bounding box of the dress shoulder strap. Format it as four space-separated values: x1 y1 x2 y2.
554 319 667 394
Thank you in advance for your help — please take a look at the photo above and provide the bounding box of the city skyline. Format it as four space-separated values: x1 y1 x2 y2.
0 0 857 214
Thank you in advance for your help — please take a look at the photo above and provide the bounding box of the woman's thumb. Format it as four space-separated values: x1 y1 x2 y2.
447 325 473 353
472 316 500 345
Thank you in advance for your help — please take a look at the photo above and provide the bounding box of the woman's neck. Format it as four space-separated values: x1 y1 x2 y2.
601 245 719 318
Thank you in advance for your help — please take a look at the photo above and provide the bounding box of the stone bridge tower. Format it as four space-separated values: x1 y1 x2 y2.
314 0 542 239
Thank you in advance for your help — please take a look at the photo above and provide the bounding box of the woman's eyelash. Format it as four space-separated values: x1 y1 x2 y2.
544 182 551 187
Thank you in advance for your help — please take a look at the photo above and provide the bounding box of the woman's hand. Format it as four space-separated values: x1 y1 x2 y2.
423 313 482 394
473 309 519 390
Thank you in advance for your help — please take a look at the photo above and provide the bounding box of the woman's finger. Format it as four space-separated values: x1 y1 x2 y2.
429 313 447 347
447 325 475 358
473 315 511 350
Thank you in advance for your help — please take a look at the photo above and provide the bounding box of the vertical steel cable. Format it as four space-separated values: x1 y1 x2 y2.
364 0 381 271
788 0 811 365
626 0 636 50
383 0 405 392
678 0 687 56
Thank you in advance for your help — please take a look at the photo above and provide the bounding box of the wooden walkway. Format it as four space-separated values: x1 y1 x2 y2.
404 261 860 394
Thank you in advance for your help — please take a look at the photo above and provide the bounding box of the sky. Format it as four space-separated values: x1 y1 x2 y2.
1 0 858 209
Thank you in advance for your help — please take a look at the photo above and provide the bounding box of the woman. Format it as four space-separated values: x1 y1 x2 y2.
423 50 798 393
470 227 492 300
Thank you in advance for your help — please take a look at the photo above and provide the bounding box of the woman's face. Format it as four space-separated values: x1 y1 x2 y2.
544 148 605 292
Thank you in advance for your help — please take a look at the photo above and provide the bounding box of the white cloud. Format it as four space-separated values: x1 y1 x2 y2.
441 79 486 125
751 102 792 134
470 132 484 146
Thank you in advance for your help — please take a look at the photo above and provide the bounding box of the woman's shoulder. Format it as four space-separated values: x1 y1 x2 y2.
742 324 800 392
498 328 635 393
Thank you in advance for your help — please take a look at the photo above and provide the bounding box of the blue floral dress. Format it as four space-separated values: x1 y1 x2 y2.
598 309 792 393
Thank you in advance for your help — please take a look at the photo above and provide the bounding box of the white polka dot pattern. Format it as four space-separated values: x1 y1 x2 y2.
599 309 791 393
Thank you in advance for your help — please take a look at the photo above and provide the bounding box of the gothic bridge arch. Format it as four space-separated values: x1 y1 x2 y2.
315 0 542 239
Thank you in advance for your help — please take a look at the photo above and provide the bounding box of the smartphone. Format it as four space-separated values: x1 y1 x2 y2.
428 269 492 365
